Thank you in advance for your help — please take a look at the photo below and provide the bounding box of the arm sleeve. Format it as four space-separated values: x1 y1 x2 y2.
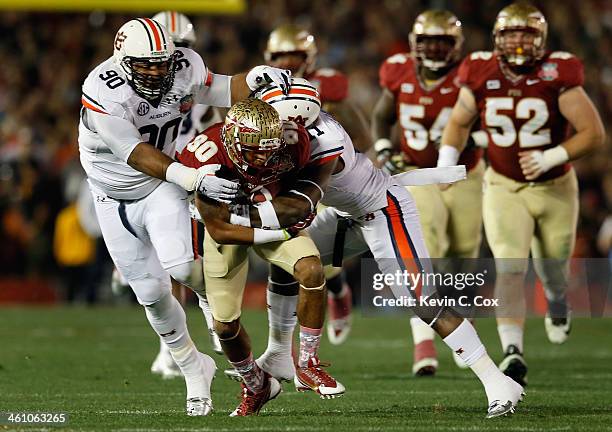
88 110 142 162
197 73 232 108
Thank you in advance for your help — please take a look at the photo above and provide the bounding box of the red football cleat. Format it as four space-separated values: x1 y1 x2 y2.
412 339 438 376
229 373 281 417
294 357 345 399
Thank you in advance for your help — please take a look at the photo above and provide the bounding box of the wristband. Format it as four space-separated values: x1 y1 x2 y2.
165 162 198 191
253 228 290 244
374 138 393 153
542 146 569 168
437 145 460 167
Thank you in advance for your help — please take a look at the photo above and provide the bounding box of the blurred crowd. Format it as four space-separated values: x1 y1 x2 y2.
0 0 610 300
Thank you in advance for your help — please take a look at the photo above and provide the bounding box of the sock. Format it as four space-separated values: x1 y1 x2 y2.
443 319 507 398
266 288 298 355
231 353 264 393
159 336 170 356
144 291 205 399
497 324 524 352
546 297 568 320
298 326 322 367
410 317 436 344
326 273 344 297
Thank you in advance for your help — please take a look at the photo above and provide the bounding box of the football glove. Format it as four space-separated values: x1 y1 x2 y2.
195 164 240 203
246 66 291 94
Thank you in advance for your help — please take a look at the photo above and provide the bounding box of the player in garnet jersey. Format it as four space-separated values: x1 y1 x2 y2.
178 98 345 416
372 9 485 376
264 24 371 346
438 3 605 387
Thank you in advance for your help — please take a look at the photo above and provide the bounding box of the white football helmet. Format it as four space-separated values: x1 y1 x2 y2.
113 18 176 103
258 77 321 127
152 11 196 47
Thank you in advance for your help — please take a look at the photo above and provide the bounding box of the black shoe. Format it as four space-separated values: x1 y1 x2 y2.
498 344 528 387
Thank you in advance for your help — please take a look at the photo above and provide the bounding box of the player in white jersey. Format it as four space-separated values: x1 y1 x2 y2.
78 17 291 416
222 79 525 418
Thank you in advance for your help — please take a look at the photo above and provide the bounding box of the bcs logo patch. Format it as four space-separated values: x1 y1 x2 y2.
538 62 559 81
486 80 501 90
179 95 194 114
137 102 149 116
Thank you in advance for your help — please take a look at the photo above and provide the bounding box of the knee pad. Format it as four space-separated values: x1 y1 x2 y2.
129 272 172 306
167 258 204 295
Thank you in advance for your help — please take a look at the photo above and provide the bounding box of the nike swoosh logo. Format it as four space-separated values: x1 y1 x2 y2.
440 87 453 94
526 79 539 85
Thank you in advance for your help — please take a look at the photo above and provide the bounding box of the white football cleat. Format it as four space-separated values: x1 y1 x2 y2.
545 312 571 344
186 397 213 416
485 374 525 419
151 349 182 379
111 268 131 296
185 352 216 416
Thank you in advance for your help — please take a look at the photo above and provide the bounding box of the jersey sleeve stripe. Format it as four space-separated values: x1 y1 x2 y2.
142 18 162 51
81 98 108 114
82 93 105 110
310 146 343 160
136 19 154 51
309 153 341 166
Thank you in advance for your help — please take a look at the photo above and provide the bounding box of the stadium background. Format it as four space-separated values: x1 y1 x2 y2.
0 0 610 303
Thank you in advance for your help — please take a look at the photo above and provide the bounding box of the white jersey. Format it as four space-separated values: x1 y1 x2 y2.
175 104 223 154
307 111 393 217
78 48 230 200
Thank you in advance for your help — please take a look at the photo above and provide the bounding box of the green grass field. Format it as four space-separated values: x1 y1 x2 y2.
1 306 611 431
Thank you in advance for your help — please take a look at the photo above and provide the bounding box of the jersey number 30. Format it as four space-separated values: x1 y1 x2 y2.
186 134 218 162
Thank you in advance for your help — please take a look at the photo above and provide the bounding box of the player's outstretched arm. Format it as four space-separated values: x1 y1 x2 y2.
438 87 479 167
518 86 605 180
325 100 372 153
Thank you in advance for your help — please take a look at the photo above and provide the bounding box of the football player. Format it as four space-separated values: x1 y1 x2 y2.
178 98 345 416
78 18 291 415
222 81 525 418
372 9 485 376
143 10 223 379
265 23 371 345
437 3 605 386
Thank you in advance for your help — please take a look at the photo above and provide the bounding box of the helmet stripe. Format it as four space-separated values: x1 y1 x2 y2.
136 19 154 51
152 18 167 46
142 18 162 51
171 11 176 32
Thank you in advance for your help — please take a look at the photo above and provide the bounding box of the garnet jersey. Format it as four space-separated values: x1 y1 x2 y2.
309 111 394 217
175 104 222 154
458 51 583 182
306 68 349 103
177 122 312 201
379 53 482 170
79 48 229 200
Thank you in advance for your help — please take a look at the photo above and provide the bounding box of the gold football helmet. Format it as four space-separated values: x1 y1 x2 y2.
409 10 464 70
222 98 291 185
493 3 548 67
264 24 317 76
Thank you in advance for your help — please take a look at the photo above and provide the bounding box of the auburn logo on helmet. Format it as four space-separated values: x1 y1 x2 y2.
114 31 127 51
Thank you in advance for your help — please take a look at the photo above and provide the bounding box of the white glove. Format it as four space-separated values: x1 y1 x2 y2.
518 146 569 181
195 164 240 203
246 65 291 94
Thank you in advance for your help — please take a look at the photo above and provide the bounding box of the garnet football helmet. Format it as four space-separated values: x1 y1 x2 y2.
409 10 464 71
493 3 547 67
152 11 196 48
222 99 292 186
264 24 317 77
113 18 176 103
